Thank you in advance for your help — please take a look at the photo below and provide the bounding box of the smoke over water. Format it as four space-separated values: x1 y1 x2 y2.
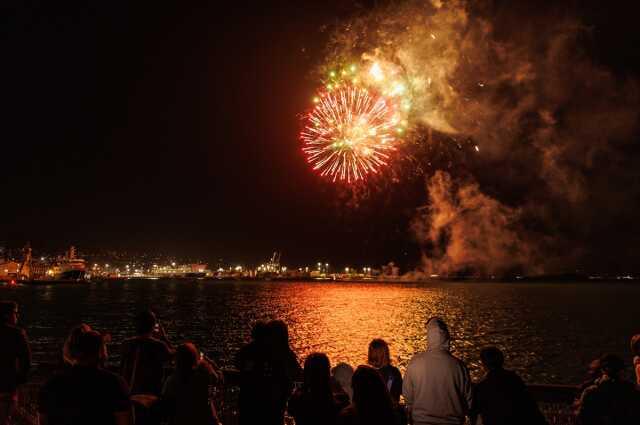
326 0 640 275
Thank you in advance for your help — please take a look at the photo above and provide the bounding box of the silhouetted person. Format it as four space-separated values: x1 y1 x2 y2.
235 320 302 425
575 353 640 425
631 334 640 387
0 301 31 425
338 365 399 425
368 339 403 405
235 321 269 425
162 342 222 425
403 317 472 425
39 329 133 425
470 347 547 425
331 362 355 401
288 353 349 425
121 310 174 396
63 323 110 368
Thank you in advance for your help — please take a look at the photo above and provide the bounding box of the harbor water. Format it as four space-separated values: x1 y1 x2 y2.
5 279 639 384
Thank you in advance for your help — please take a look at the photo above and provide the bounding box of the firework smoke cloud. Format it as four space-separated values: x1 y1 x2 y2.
323 0 639 275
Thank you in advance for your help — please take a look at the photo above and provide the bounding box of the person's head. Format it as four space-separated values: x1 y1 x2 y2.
630 334 640 357
303 352 331 394
251 320 269 344
75 330 105 366
63 323 93 365
599 353 625 380
426 317 450 351
268 319 289 349
0 301 18 325
135 310 157 335
480 346 505 372
331 362 354 400
351 365 395 423
368 339 391 369
175 342 200 374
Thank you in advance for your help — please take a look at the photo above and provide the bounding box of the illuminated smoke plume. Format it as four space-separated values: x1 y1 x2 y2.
326 0 639 274
411 171 538 276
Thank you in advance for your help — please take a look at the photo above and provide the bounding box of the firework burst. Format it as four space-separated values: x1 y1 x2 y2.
301 81 406 183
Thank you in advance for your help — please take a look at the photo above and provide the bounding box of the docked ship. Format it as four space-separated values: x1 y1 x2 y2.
47 246 87 281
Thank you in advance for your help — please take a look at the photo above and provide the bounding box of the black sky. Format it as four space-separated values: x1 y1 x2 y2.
2 1 640 269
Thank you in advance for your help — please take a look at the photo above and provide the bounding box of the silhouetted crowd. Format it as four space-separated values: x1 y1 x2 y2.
1 300 639 425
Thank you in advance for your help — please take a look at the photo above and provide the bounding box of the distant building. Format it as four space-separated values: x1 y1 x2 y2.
0 261 21 280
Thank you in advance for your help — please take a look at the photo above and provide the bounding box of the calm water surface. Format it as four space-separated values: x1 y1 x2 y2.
5 280 638 384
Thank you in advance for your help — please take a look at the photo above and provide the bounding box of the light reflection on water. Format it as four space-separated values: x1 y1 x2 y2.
5 280 638 384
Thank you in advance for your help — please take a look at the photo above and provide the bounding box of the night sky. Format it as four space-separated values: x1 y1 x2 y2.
3 1 640 270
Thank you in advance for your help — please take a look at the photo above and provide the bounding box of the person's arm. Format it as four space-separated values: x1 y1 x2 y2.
155 321 175 354
460 364 473 415
390 367 403 404
402 365 414 422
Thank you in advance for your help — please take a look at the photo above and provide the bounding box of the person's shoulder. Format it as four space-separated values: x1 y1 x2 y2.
407 351 428 364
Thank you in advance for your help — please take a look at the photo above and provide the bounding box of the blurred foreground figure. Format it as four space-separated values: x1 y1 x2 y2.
338 365 399 425
402 317 472 425
39 330 132 425
162 342 222 425
0 301 31 425
470 346 547 425
575 353 640 425
288 352 348 425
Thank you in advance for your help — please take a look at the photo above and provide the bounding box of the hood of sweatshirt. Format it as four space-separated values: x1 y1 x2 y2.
426 317 450 352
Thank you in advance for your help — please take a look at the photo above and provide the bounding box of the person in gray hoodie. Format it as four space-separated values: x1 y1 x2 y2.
402 317 472 425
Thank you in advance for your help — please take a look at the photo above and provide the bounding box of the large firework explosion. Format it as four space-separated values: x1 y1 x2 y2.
301 62 413 183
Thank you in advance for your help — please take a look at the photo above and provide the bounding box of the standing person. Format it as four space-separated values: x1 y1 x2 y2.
0 301 31 425
338 365 398 425
402 317 472 425
235 321 269 425
235 319 302 425
575 353 640 425
368 339 403 405
631 334 640 387
470 347 547 425
120 310 174 395
38 330 133 425
265 319 303 425
162 342 222 425
288 353 349 425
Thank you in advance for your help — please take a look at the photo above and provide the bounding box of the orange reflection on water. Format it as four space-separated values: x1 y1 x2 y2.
281 282 446 373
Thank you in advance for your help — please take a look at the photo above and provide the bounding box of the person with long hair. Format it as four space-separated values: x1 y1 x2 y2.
288 353 349 425
367 339 402 405
338 365 398 425
162 342 221 425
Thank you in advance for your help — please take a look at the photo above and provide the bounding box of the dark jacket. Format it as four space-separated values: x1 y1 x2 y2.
471 368 547 425
576 375 640 425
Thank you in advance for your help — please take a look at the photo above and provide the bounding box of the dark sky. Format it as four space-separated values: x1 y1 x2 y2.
2 1 639 269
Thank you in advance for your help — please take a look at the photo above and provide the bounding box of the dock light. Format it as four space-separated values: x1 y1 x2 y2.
171 262 176 267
